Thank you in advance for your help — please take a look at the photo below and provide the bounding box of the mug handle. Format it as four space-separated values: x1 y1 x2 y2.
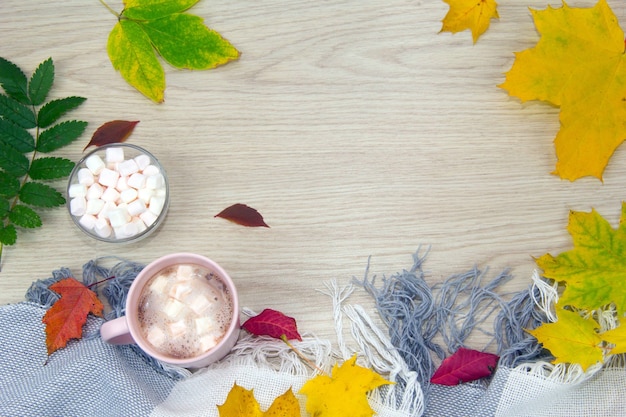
100 317 135 345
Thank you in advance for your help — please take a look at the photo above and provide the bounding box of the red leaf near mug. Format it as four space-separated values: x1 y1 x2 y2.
242 308 301 341
430 347 499 386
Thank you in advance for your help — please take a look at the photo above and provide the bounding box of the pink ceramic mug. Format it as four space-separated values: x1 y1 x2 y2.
100 253 240 369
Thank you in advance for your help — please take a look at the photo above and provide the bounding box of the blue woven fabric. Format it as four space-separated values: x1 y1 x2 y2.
0 302 176 416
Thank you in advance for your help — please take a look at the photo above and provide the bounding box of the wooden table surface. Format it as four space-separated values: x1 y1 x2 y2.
1 0 625 343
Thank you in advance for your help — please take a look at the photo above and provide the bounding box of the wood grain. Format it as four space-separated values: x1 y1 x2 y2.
1 0 624 343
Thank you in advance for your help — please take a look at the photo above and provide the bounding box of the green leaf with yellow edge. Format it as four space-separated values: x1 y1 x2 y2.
299 355 392 417
528 309 603 371
105 0 239 102
499 0 626 181
602 324 626 355
536 204 626 315
138 13 240 70
122 0 200 20
440 0 499 43
217 384 300 417
108 20 166 103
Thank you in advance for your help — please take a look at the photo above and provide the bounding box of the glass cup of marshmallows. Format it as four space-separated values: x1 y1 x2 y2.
67 143 169 243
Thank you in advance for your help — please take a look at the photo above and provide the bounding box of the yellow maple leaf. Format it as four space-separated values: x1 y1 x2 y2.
602 324 626 355
528 309 603 371
440 0 499 43
499 0 626 181
217 384 300 417
299 355 392 417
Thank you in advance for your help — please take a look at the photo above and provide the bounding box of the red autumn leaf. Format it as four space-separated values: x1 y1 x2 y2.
241 308 302 341
42 277 104 355
215 203 269 228
83 120 139 150
430 347 499 386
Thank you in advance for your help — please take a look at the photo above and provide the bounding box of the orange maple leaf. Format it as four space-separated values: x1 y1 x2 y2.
42 277 104 355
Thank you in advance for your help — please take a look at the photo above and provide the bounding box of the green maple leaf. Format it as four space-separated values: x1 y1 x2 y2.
104 0 240 102
536 203 626 315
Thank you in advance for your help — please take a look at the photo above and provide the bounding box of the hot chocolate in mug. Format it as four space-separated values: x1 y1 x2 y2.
100 253 240 369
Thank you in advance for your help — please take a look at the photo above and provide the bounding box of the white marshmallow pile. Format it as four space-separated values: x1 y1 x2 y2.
68 146 167 240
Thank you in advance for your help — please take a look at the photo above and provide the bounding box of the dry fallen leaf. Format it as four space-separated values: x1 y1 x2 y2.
430 347 499 386
242 308 302 341
217 384 300 417
500 0 626 181
299 355 392 417
42 277 104 355
440 0 499 43
528 309 603 371
84 120 139 150
215 203 270 228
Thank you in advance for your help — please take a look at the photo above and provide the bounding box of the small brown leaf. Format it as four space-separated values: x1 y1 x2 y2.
215 203 269 227
83 120 139 150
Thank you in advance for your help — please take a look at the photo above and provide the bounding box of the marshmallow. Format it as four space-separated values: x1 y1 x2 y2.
168 319 187 339
149 275 169 294
105 146 125 163
120 188 138 204
164 298 185 319
97 201 117 220
188 294 212 316
85 154 105 175
137 188 154 204
127 199 147 216
79 214 97 230
145 325 167 348
68 183 87 198
146 174 165 190
127 173 146 189
195 316 217 334
140 210 158 227
176 265 196 281
86 183 104 200
108 207 131 228
116 176 130 192
118 159 139 177
101 187 120 203
170 282 193 301
149 196 166 215
85 198 105 215
77 168 94 186
94 217 112 238
198 334 218 352
134 154 151 171
70 197 87 216
114 221 139 239
142 165 160 177
98 168 120 188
